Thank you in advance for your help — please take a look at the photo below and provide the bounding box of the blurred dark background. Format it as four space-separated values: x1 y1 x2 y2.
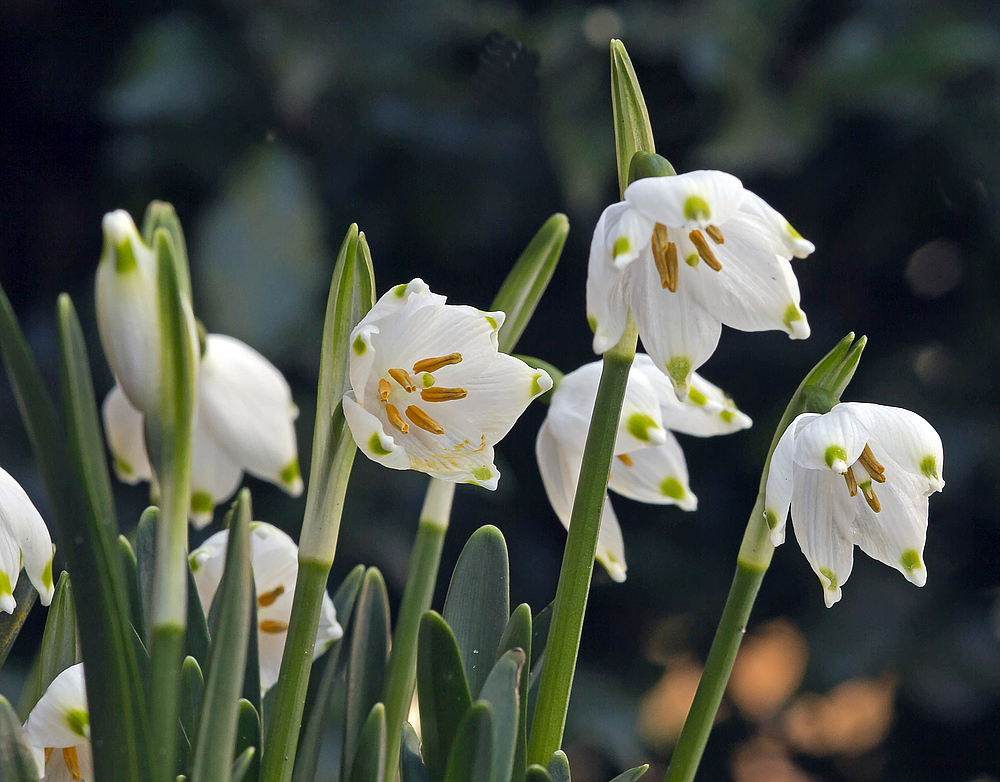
2 1 999 780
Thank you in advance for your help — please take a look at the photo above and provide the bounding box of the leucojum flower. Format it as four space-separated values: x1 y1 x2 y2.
0 465 55 614
96 209 303 527
21 663 92 781
190 521 342 691
344 279 553 488
536 354 751 581
588 169 814 396
764 402 945 607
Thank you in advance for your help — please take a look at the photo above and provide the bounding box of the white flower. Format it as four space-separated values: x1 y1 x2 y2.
343 279 553 489
0 466 55 613
764 402 945 607
95 210 198 416
587 170 813 396
190 522 342 691
102 334 303 528
536 354 752 581
22 663 93 782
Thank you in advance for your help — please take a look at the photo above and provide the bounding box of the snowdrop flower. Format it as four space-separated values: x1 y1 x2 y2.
764 403 945 607
190 522 341 691
22 663 92 782
536 354 751 581
344 279 552 489
588 169 813 396
0 466 54 613
102 334 303 528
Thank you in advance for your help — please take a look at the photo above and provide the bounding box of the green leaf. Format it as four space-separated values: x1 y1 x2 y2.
342 568 391 782
495 604 531 782
442 526 510 699
490 214 568 354
607 766 649 782
142 201 192 302
478 649 525 782
529 602 553 688
444 702 493 782
191 490 253 782
241 578 261 716
135 507 158 647
234 699 261 782
185 561 211 669
400 722 429 782
21 572 81 715
180 656 204 768
610 39 656 198
417 611 472 782
57 293 151 782
349 702 387 782
292 564 366 782
525 765 553 782
546 751 570 782
0 577 37 673
0 696 37 781
120 535 145 641
231 748 257 782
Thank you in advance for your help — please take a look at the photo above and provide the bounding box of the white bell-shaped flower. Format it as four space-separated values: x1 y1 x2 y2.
21 663 93 782
0 466 55 613
190 522 342 691
343 279 553 489
764 402 945 607
588 171 813 397
536 354 752 581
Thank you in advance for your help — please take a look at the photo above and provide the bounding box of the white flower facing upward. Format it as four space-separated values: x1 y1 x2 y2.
22 663 93 782
0 466 55 614
536 354 752 582
764 403 945 607
344 279 553 489
190 522 342 691
588 170 814 396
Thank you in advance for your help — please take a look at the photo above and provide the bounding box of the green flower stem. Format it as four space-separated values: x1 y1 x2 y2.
383 478 456 782
150 625 185 781
528 319 638 766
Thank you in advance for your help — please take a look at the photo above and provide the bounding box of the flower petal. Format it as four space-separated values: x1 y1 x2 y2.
0 466 55 611
188 423 244 529
342 392 410 472
789 467 856 607
599 202 656 269
763 413 819 546
607 433 698 511
587 205 632 355
22 663 89 750
198 335 302 496
792 405 869 474
738 191 815 259
840 402 945 493
102 385 152 485
625 170 745 229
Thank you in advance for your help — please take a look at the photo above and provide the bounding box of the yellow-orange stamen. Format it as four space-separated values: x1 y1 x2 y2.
705 224 725 244
413 353 462 373
420 387 468 402
689 229 722 271
861 484 881 513
844 466 858 497
405 405 445 434
651 223 679 291
63 747 82 780
45 748 54 764
386 403 409 434
859 444 886 483
257 584 285 607
378 378 391 402
260 619 289 633
388 368 417 392
617 453 634 467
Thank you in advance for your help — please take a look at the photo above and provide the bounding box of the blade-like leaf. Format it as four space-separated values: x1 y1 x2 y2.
495 604 531 782
0 577 37 672
241 578 261 716
20 572 80 715
342 568 390 782
120 535 145 641
141 201 192 302
400 722 429 782
528 602 553 690
525 765 553 782
490 214 568 354
610 39 656 198
231 748 257 782
180 656 204 769
134 507 158 647
608 766 648 782
478 649 525 782
443 702 493 782
442 526 510 699
546 750 570 782
234 699 261 782
185 561 211 668
191 490 253 782
0 696 37 781
348 702 387 782
417 611 472 782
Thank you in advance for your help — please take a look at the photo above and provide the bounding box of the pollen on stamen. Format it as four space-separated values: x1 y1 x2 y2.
689 229 722 271
386 403 409 434
405 405 445 434
860 483 881 513
617 453 634 467
651 223 678 291
258 584 285 607
844 466 858 497
413 353 463 373
260 619 290 633
388 367 417 392
420 387 468 402
705 225 725 244
378 378 391 402
63 746 82 780
859 444 886 483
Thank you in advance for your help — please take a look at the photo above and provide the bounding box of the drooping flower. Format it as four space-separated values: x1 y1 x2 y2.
343 279 553 489
536 354 752 581
588 170 813 396
21 663 93 782
190 521 342 691
0 466 55 613
764 403 945 607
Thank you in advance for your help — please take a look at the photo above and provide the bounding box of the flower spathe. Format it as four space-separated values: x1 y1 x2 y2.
344 279 553 489
536 354 752 581
0 466 54 614
21 663 93 782
764 402 945 607
190 522 342 691
102 334 303 528
587 170 813 396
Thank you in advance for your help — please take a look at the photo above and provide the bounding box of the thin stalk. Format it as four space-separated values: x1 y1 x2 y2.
528 320 638 765
382 478 456 782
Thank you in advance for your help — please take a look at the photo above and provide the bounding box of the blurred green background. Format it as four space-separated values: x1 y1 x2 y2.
2 1 999 780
